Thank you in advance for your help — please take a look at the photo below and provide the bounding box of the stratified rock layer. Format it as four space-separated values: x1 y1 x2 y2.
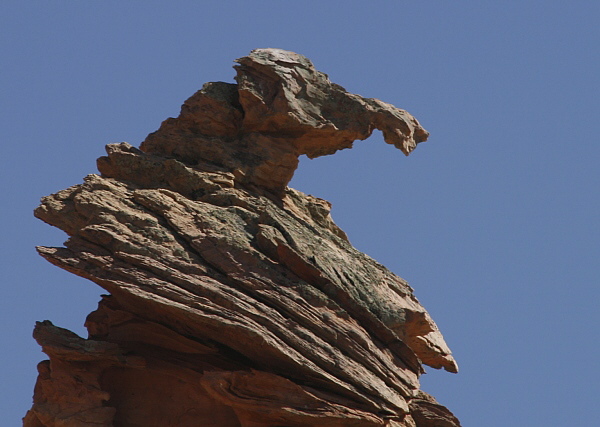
25 49 460 427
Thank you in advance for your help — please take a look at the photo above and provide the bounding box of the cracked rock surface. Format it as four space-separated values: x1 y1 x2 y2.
25 48 460 427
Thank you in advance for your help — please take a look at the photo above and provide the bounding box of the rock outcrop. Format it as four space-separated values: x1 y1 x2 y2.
25 49 460 427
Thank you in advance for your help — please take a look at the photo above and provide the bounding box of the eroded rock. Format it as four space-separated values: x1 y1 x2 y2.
26 49 460 427
141 48 429 194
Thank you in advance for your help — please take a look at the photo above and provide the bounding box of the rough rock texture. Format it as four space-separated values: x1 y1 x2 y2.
25 49 460 427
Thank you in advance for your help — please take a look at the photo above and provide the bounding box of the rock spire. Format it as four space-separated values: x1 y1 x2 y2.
25 49 460 427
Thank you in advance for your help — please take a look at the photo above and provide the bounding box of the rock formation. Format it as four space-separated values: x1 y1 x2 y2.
25 49 460 427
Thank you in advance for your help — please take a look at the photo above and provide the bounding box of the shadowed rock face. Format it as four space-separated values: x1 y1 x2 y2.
25 49 460 427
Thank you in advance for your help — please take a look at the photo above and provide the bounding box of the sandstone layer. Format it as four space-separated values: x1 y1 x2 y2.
25 49 460 427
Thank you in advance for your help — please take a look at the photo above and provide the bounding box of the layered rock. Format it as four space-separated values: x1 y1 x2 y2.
25 49 460 427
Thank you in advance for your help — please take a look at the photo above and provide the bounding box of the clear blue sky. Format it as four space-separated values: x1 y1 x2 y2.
2 1 598 425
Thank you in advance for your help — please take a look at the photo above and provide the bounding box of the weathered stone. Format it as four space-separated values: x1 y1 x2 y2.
27 49 460 426
141 48 429 194
409 392 462 427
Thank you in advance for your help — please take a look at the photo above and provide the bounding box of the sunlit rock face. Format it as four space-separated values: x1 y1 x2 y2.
25 49 460 427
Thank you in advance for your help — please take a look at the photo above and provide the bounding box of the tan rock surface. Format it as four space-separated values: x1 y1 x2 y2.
25 49 460 427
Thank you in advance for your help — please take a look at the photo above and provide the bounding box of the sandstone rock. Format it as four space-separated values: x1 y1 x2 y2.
409 392 462 427
141 48 429 194
26 49 460 426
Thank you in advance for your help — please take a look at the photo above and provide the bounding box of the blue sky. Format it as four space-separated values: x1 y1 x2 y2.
2 1 599 425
